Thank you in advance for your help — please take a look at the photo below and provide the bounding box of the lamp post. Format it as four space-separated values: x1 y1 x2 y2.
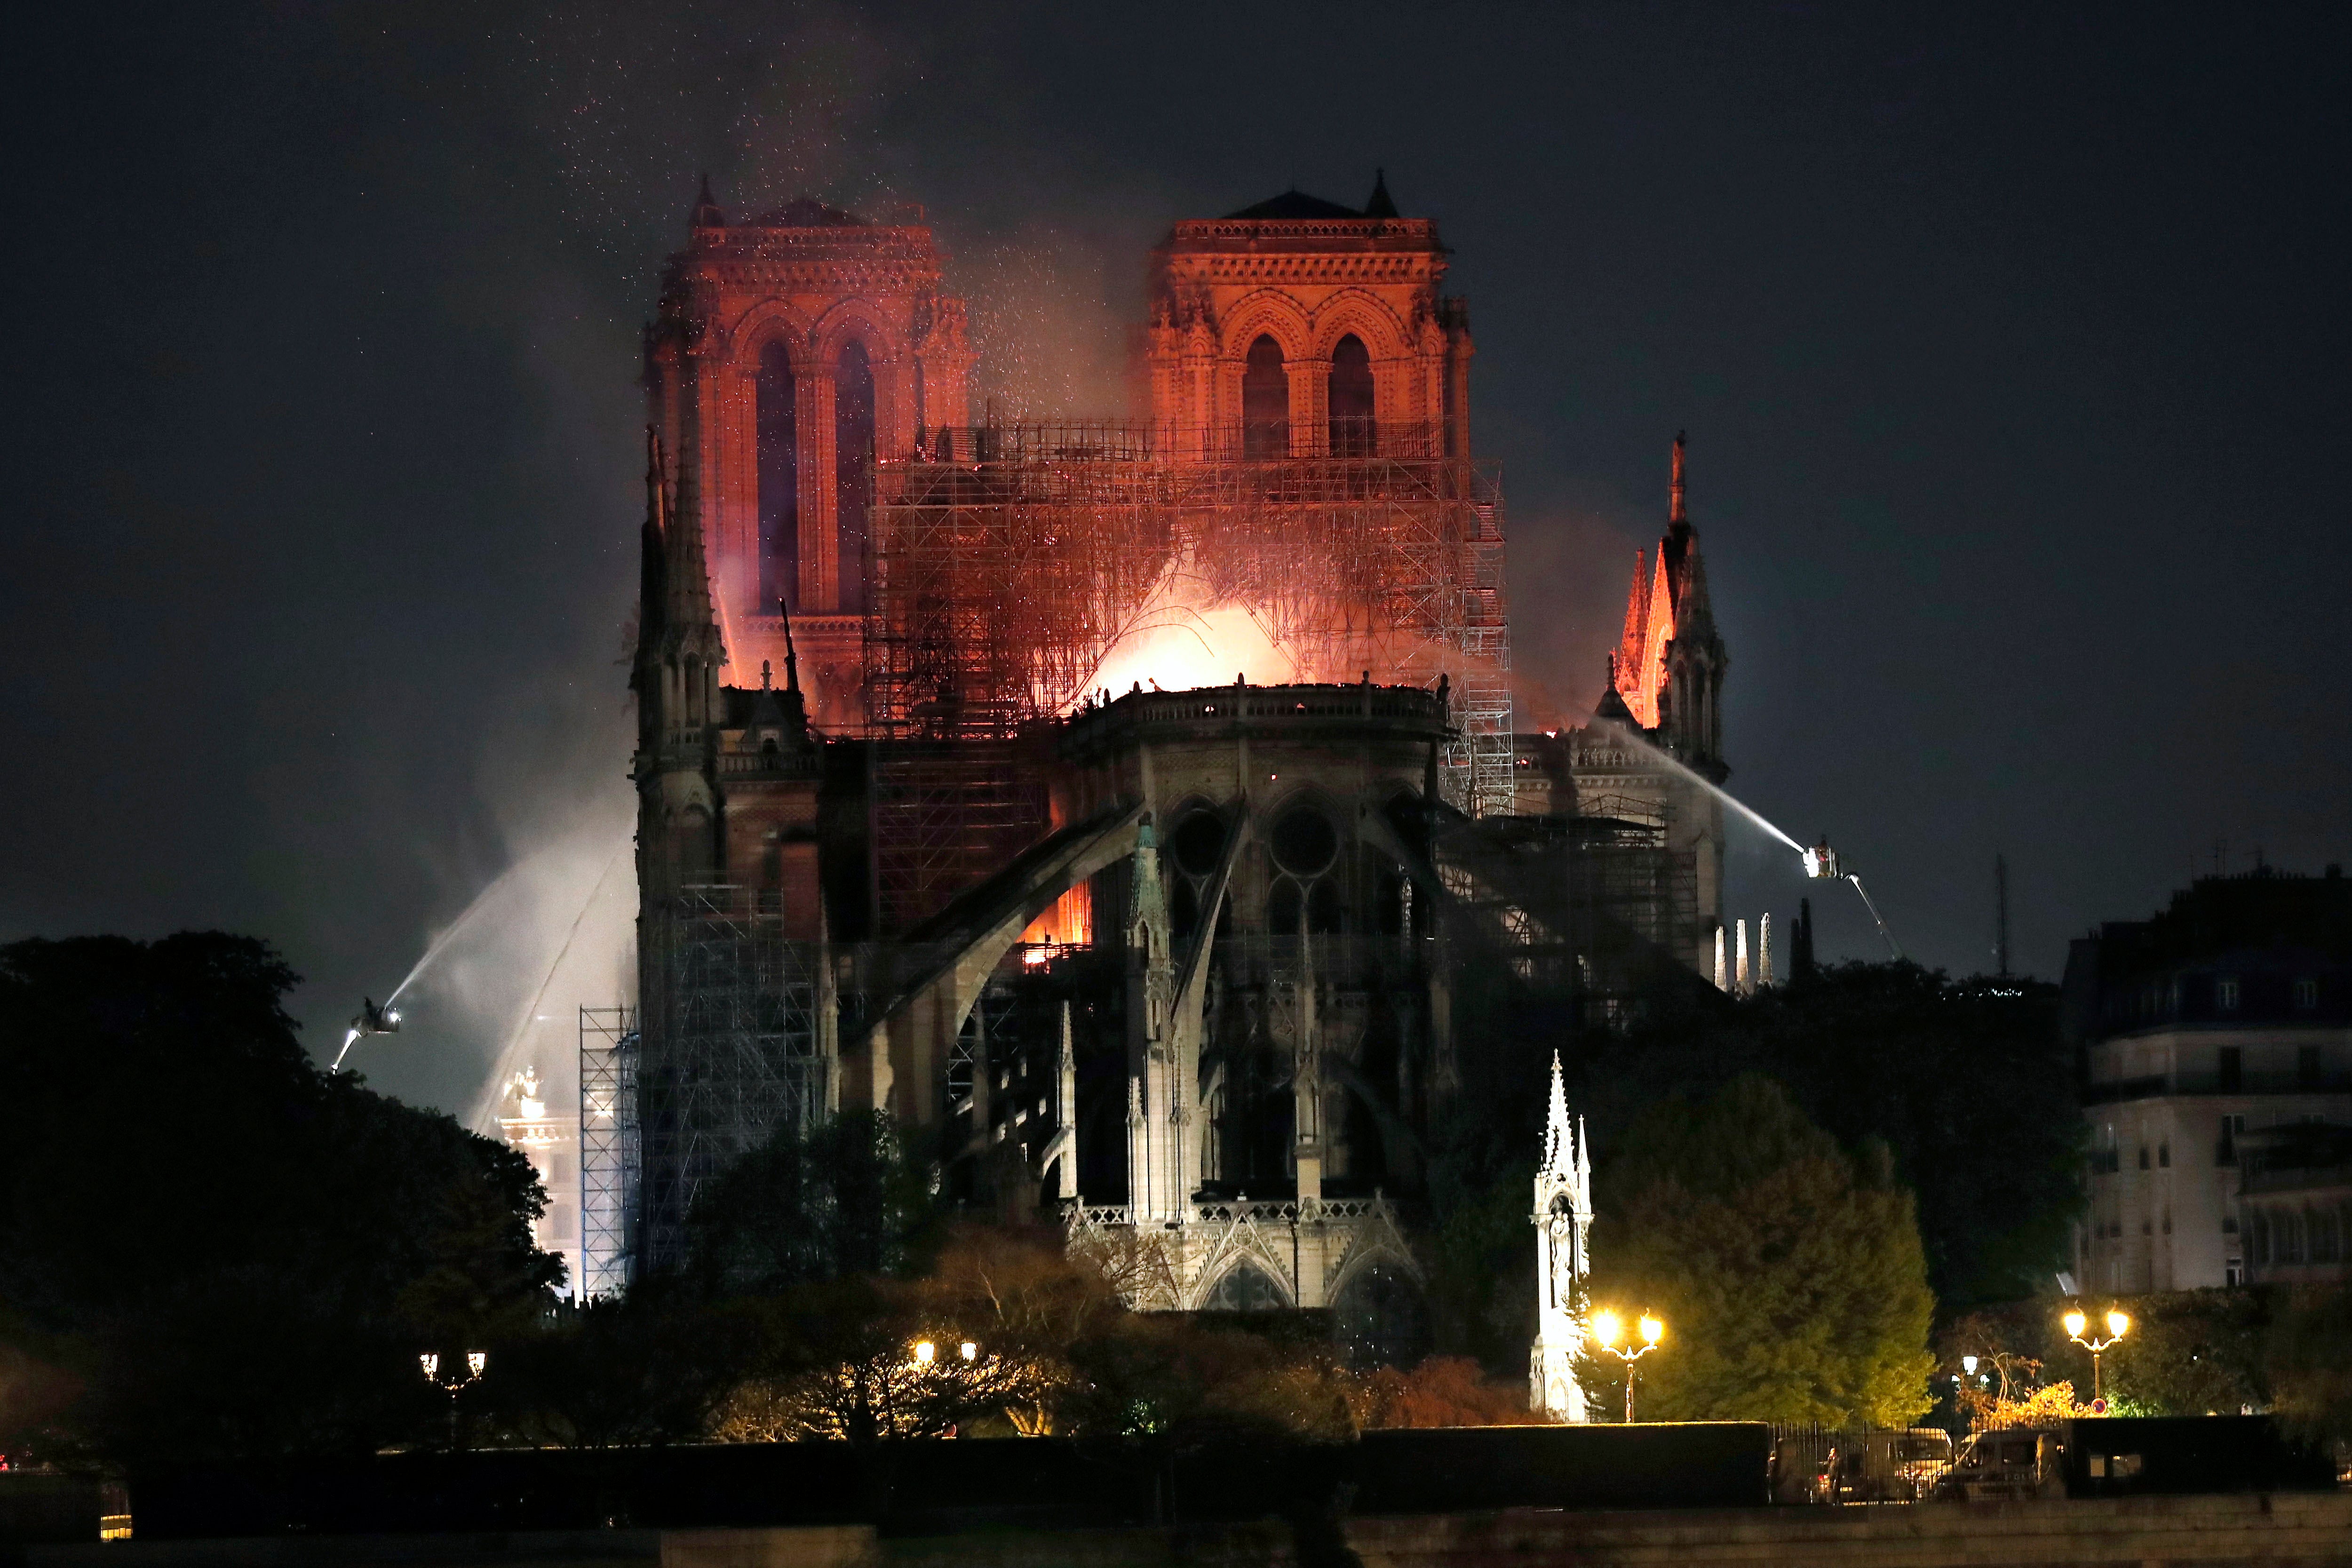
2062 1309 2130 1403
1589 1310 1664 1423
420 1351 486 1449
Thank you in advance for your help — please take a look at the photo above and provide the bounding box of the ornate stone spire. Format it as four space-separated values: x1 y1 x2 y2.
1530 1051 1593 1421
1670 429 1688 526
662 443 725 669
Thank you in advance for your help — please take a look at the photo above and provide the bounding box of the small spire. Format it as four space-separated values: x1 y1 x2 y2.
690 172 725 229
663 446 723 662
760 659 772 691
636 427 669 654
778 597 802 698
1670 430 1688 525
1364 167 1398 218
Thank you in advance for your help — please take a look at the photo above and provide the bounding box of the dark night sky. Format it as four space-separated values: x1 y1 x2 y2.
8 2 2349 1117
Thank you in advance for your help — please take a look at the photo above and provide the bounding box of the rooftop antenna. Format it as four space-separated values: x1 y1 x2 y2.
1995 853 2011 978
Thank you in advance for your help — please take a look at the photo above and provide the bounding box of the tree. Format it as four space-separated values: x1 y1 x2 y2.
1943 1290 2273 1423
2268 1285 2352 1444
0 932 559 1463
1353 1356 1546 1428
682 1109 941 1294
1414 960 2079 1382
1570 963 2081 1315
1581 1075 1936 1425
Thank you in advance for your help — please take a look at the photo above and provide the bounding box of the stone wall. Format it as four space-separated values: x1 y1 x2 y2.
20 1495 2352 1567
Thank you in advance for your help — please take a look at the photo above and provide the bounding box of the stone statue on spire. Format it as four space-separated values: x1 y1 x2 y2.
1530 1050 1593 1421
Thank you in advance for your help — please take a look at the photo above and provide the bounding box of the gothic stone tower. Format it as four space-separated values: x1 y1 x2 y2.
630 428 833 1273
1529 1050 1593 1420
1609 433 1727 773
1588 432 1730 969
645 181 973 727
1143 173 1473 459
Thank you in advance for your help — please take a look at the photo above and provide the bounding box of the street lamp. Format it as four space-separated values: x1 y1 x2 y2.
2062 1309 2129 1403
1589 1310 1664 1423
419 1350 486 1448
912 1340 937 1367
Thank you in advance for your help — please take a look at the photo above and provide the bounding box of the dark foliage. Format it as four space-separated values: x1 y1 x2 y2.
1582 1075 1937 1424
681 1108 944 1294
1574 961 2082 1313
0 932 561 1465
1418 961 2078 1376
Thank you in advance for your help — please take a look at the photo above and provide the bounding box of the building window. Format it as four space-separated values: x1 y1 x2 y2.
2225 1258 2244 1287
2138 1145 2150 1170
834 340 876 614
2251 1211 2271 1266
2223 1213 2238 1234
2297 1044 2322 1089
2217 978 2241 1011
756 340 799 612
1241 335 1289 458
2158 1140 2170 1168
2217 1046 2243 1092
1329 334 1376 455
2296 978 2319 1011
1202 1263 1287 1312
1267 804 1343 935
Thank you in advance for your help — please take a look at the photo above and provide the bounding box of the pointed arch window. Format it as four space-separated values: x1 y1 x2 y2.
834 340 876 613
1267 804 1344 935
756 341 798 612
1329 334 1375 455
1202 1263 1286 1312
1242 334 1288 458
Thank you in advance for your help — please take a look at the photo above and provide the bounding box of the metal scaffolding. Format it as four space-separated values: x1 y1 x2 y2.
577 1004 638 1299
1434 791 1700 1027
863 420 1511 931
633 885 825 1274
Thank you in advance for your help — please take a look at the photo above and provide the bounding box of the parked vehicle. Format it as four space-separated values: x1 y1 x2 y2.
1933 1416 2335 1503
1933 1427 2063 1502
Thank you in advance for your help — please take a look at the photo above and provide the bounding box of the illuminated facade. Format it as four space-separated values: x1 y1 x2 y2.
647 183 973 727
601 180 1732 1344
1142 175 1471 459
2068 867 2352 1292
494 1065 582 1297
1529 1051 1593 1421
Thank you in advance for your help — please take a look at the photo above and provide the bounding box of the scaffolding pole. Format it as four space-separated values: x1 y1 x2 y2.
635 885 826 1273
577 1004 638 1298
863 421 1512 931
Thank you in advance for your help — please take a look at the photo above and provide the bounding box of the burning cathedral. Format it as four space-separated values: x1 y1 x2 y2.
580 176 1731 1367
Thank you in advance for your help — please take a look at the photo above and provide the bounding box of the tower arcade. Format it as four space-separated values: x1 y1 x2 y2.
646 182 973 726
1143 173 1473 459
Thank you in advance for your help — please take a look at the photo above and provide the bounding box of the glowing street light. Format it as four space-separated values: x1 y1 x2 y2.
959 1341 978 1363
419 1350 487 1448
2062 1308 2130 1403
1589 1310 1665 1422
912 1340 937 1367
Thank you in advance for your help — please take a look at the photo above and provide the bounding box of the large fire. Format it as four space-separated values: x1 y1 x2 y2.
1083 601 1303 703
